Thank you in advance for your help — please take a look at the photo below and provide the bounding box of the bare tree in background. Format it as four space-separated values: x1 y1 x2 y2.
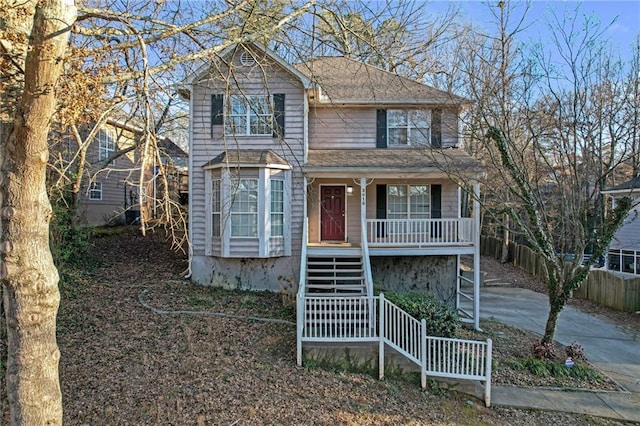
458 1 636 344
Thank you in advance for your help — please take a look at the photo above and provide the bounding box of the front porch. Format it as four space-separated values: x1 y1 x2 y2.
299 174 482 329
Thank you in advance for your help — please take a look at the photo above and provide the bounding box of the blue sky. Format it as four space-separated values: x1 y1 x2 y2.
434 1 639 61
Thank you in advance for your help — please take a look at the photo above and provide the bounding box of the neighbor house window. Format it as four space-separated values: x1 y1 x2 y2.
225 95 271 136
211 179 221 237
89 181 102 200
270 179 284 237
98 128 116 164
230 178 258 237
387 110 431 146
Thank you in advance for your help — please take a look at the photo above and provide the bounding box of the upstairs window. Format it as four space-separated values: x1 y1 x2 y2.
225 95 271 136
387 110 431 146
212 94 285 138
98 128 116 164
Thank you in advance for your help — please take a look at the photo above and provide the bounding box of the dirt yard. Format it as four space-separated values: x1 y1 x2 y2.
1 228 635 425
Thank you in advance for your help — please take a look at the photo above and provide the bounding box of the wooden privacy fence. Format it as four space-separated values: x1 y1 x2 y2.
574 270 640 312
481 236 640 312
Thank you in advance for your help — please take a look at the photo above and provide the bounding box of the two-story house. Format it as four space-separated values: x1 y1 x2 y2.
184 42 483 324
55 120 188 226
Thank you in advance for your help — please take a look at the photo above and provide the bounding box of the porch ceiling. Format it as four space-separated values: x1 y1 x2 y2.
303 148 483 178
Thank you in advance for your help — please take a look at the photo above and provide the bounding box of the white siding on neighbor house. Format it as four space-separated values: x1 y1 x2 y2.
610 202 640 250
189 49 306 259
308 106 460 149
81 124 140 225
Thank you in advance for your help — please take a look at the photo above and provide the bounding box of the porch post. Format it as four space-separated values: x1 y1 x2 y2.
473 181 481 331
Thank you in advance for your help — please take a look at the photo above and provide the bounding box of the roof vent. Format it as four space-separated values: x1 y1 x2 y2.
240 51 256 66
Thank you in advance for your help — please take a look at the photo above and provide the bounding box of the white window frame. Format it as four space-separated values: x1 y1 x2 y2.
270 179 285 237
98 128 116 164
225 95 272 136
387 109 431 146
387 184 431 235
211 179 221 237
205 167 291 258
230 178 259 238
89 181 102 200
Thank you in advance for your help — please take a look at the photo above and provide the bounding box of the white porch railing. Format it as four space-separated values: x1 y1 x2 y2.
366 218 474 246
297 293 492 407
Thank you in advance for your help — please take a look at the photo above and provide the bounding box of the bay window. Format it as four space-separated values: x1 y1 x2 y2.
205 160 291 258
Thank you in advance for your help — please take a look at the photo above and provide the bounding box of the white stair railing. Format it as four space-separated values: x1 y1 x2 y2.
298 293 493 406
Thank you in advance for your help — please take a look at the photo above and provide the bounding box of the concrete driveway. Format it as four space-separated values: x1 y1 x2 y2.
476 287 640 394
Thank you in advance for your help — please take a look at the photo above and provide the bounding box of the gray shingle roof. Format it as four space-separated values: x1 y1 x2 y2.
304 148 483 175
203 149 290 168
295 57 469 106
603 177 640 192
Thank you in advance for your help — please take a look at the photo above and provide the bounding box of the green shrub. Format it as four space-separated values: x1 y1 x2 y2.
382 291 460 337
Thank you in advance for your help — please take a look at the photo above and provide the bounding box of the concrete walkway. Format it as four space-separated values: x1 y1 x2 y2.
476 287 640 422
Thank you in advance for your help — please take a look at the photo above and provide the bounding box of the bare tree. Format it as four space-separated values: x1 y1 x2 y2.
460 1 636 344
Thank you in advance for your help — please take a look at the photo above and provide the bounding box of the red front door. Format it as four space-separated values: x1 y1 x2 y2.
321 186 345 241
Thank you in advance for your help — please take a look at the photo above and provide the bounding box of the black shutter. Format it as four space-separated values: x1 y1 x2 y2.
211 94 224 136
431 184 442 238
431 185 442 218
376 109 387 148
431 108 442 147
376 184 387 237
273 93 285 138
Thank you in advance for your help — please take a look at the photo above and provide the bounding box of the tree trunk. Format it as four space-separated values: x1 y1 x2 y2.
1 1 76 424
542 296 563 344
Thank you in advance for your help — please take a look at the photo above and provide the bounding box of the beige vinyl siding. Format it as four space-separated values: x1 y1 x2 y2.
228 238 260 257
308 106 460 149
81 123 140 225
190 49 305 258
309 107 377 149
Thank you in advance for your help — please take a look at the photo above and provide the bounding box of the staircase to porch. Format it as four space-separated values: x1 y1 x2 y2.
305 253 366 297
303 247 371 336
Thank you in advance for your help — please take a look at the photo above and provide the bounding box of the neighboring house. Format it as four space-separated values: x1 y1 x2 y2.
602 177 640 275
55 120 188 225
183 43 484 324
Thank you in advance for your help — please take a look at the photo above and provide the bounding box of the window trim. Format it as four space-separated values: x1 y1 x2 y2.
270 178 285 237
387 109 432 146
387 184 431 219
225 95 272 136
89 181 103 200
229 178 259 238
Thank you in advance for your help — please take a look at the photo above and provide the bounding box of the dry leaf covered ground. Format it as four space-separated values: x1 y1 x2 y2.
1 228 636 425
